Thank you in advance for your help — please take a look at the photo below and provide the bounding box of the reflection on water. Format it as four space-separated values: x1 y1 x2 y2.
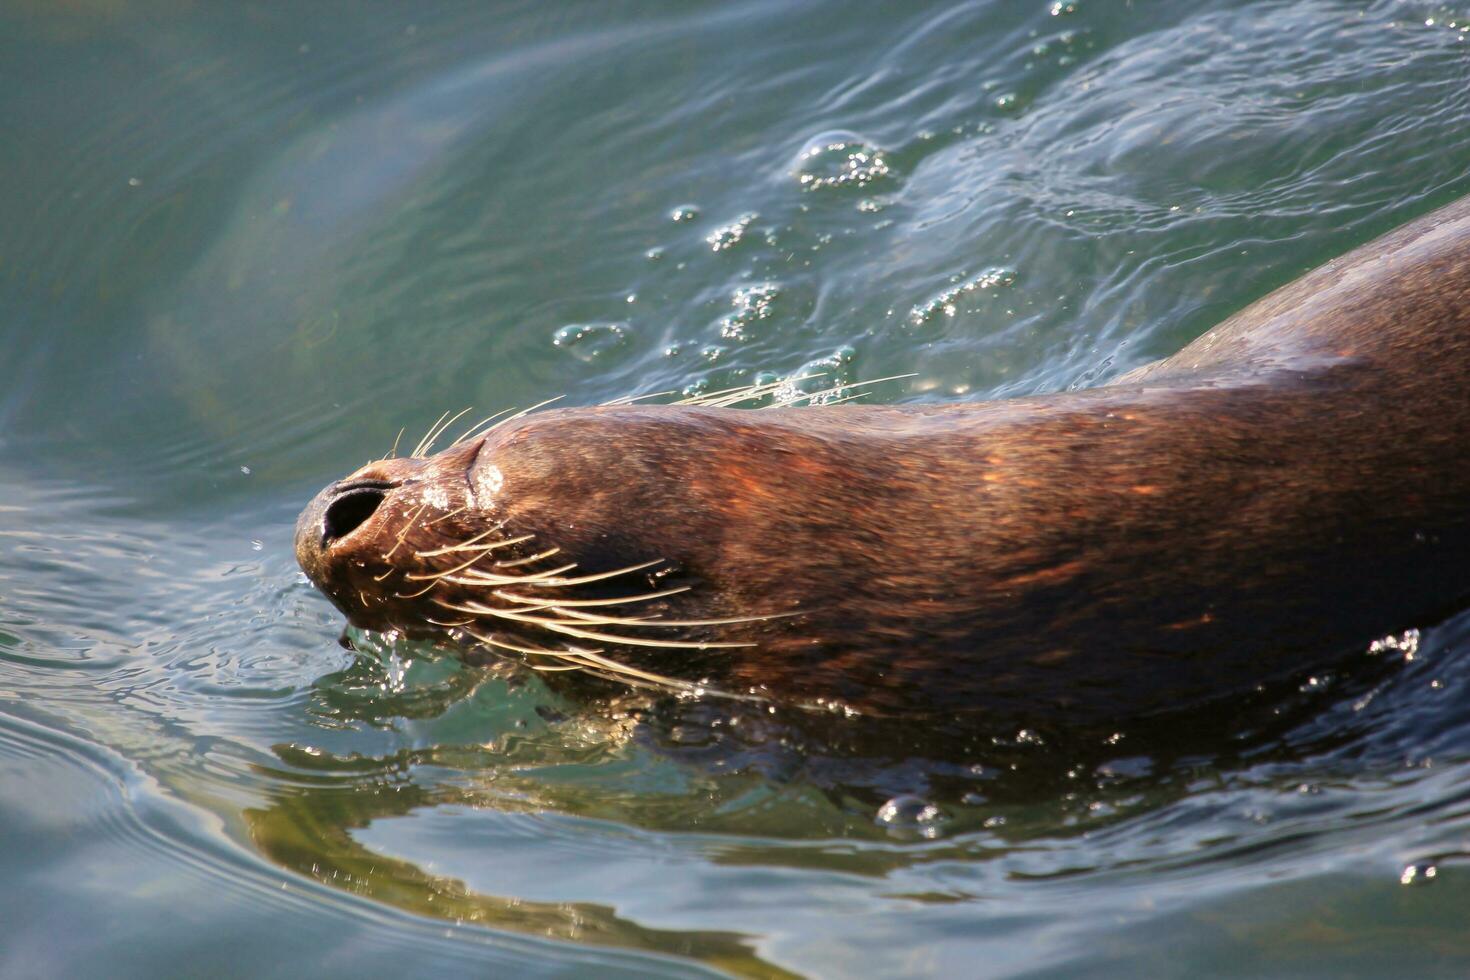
243 621 1470 976
6 0 1470 975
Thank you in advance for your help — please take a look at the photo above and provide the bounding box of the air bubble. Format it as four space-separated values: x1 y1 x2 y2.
910 267 1018 324
552 321 630 363
794 132 893 190
719 282 780 341
1368 629 1420 661
1401 863 1437 886
706 213 757 251
875 795 949 839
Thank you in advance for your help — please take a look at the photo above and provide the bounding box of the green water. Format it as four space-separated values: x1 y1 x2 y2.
5 1 1470 976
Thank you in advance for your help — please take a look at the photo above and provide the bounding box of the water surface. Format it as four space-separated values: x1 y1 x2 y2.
5 1 1470 976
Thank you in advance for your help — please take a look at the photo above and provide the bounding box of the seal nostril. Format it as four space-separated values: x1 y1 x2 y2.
321 481 392 546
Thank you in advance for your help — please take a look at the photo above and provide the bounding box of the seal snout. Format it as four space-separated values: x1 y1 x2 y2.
294 451 463 631
293 476 405 614
319 479 395 547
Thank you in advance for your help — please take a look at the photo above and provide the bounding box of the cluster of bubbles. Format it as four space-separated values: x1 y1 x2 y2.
1028 27 1085 65
909 266 1019 324
705 211 759 251
794 136 893 191
718 282 781 341
552 321 630 363
1367 628 1421 661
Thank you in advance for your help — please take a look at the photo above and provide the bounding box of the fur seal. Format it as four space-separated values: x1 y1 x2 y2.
295 195 1470 727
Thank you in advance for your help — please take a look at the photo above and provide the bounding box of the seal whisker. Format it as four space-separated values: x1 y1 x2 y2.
548 647 702 688
448 408 514 449
411 409 452 458
413 528 526 559
702 383 806 408
603 389 676 406
461 588 788 629
492 586 691 608
418 538 531 560
553 606 792 628
446 598 691 631
433 597 496 615
447 562 579 587
405 543 533 582
440 598 748 650
579 667 679 691
442 572 559 589
451 629 584 674
423 615 474 628
813 392 870 406
769 372 918 408
674 373 825 408
383 501 431 559
426 406 476 457
552 608 660 626
696 378 824 409
380 426 406 461
483 396 566 435
553 648 757 701
459 626 597 658
424 505 469 527
436 596 557 620
463 627 709 693
493 609 754 650
493 547 562 569
476 559 666 589
394 580 439 600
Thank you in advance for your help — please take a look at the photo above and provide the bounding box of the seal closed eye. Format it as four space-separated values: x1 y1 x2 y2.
295 195 1470 727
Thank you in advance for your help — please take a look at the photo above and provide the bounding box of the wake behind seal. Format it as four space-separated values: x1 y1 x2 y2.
294 195 1470 728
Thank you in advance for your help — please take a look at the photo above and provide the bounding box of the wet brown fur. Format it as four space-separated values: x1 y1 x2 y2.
296 195 1470 725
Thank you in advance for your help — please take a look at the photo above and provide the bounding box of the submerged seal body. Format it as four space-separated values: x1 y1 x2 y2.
296 196 1470 726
